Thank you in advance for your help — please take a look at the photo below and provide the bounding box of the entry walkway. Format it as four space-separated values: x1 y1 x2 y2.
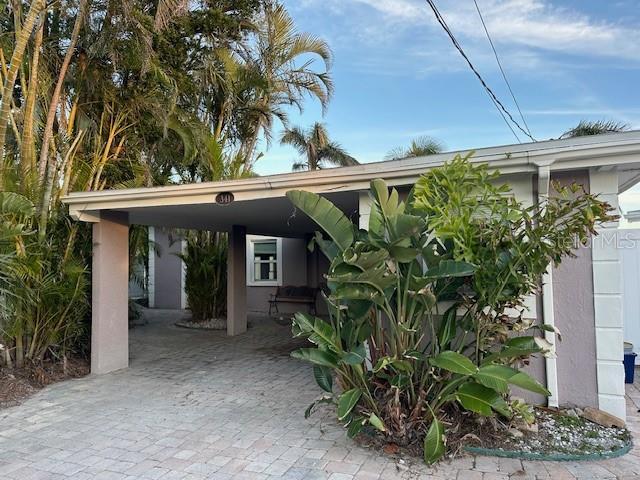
1 310 639 479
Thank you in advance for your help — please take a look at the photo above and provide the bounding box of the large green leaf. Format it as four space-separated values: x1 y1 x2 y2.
313 365 333 393
425 259 475 279
437 304 458 349
430 351 478 375
328 264 397 294
292 312 338 351
341 343 367 365
287 190 355 252
456 382 510 417
343 246 388 270
291 348 339 368
474 364 516 394
508 371 550 396
424 417 445 464
337 388 362 420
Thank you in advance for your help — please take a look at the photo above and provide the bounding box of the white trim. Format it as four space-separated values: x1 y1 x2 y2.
590 169 626 420
537 164 559 408
180 238 187 309
148 227 155 308
246 235 283 287
63 132 640 218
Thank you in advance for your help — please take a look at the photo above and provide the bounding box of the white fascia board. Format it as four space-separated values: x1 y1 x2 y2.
62 132 640 218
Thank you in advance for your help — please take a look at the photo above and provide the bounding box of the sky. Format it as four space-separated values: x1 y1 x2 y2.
252 0 640 176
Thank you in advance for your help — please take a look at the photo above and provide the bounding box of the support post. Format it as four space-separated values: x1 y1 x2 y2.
537 165 559 408
92 211 129 374
227 225 247 336
590 170 625 420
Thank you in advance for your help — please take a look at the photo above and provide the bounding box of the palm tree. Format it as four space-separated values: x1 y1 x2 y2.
561 120 630 139
280 123 357 171
240 3 334 172
385 136 444 161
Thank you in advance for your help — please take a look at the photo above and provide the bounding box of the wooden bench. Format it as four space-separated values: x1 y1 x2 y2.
268 286 318 316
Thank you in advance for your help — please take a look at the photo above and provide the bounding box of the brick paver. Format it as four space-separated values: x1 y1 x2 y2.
1 309 639 479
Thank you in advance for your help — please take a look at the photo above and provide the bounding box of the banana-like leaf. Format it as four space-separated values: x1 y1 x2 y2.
369 412 386 432
456 382 510 417
424 417 445 464
437 304 458 350
425 259 475 279
430 351 478 375
341 343 367 365
343 246 388 270
291 348 339 368
309 231 340 261
337 388 362 420
388 245 418 263
287 190 355 252
474 364 515 394
292 312 338 351
328 265 397 294
508 371 550 396
313 365 333 393
346 416 365 437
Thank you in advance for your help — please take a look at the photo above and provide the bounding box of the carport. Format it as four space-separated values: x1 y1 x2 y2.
63 131 640 421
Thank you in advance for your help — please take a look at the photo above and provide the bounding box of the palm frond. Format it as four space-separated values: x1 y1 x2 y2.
561 120 630 139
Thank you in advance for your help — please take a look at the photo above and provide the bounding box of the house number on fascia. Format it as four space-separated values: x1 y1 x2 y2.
215 192 234 205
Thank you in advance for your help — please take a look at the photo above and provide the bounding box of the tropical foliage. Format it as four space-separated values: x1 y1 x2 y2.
385 136 444 161
0 0 333 367
286 154 614 463
281 122 358 171
561 120 629 138
178 231 228 322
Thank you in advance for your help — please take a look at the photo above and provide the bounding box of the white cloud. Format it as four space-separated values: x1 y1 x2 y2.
304 0 640 62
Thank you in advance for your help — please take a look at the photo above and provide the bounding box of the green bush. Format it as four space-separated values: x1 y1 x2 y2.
0 192 89 368
286 154 614 463
178 231 228 322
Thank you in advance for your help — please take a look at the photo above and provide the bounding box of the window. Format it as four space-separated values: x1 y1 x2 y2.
247 236 282 286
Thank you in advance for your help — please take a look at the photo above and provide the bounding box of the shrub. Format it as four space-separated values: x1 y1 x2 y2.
178 231 228 322
286 154 614 463
0 192 89 368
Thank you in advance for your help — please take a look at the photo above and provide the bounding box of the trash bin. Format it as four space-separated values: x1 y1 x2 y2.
624 341 636 384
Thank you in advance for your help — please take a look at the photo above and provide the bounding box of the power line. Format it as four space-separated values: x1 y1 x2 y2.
424 0 536 143
473 0 533 138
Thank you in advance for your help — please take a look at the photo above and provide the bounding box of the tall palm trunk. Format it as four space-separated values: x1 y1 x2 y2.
20 19 44 178
0 0 46 159
38 0 88 239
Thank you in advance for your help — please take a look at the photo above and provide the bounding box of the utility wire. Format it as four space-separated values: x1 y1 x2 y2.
473 0 533 138
424 0 536 142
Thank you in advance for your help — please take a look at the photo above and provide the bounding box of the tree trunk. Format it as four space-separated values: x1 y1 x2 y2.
20 17 44 177
0 0 46 159
37 0 88 185
38 0 88 238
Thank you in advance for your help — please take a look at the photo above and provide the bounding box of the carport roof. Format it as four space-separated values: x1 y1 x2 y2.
62 131 640 234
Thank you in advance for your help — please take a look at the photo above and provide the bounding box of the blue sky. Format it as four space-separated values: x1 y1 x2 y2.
254 0 640 175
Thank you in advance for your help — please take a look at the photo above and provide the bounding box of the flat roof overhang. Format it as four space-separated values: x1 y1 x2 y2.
62 131 640 235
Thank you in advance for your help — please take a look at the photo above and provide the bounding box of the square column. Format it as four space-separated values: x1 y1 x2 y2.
92 211 129 374
227 225 247 336
590 170 625 420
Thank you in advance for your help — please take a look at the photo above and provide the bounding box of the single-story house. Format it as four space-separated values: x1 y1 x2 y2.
63 131 640 421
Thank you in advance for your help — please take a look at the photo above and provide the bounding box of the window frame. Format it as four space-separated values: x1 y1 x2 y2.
246 235 283 287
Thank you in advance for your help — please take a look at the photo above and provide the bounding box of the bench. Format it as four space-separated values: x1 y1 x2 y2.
268 286 318 316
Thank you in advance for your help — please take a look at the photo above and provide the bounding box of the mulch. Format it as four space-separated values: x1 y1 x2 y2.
0 357 89 409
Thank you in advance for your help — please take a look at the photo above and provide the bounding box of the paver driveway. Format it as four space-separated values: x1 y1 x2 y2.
1 309 640 480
